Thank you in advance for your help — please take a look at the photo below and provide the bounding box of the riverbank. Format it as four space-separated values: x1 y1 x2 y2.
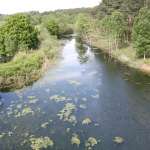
0 28 62 91
83 30 150 75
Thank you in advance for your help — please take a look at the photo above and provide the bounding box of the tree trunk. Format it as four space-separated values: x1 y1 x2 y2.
144 53 145 60
127 29 129 42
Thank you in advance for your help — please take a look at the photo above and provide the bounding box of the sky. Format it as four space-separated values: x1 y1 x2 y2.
0 0 101 15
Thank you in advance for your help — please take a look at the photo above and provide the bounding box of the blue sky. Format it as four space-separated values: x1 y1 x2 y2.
0 0 101 15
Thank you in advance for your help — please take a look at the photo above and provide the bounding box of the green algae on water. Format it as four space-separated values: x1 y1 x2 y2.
75 97 78 103
71 134 81 147
30 136 54 150
68 115 77 125
91 94 99 98
22 107 34 115
82 118 91 125
113 137 124 144
79 104 87 109
41 122 49 128
28 96 35 99
17 104 22 108
85 137 99 147
68 80 82 86
67 128 70 133
45 89 50 92
82 98 87 101
29 99 38 104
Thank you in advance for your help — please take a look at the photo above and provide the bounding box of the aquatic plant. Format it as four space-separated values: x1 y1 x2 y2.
41 122 49 128
82 118 91 125
113 137 124 144
82 98 87 101
22 107 34 115
79 104 87 109
68 80 82 86
68 115 77 124
30 136 54 150
28 96 36 99
94 124 99 126
45 89 50 92
67 128 70 133
91 70 97 75
17 104 22 108
22 133 29 137
71 134 81 147
7 111 13 116
91 94 99 98
8 132 13 136
29 99 38 104
21 140 27 145
14 112 21 117
75 97 78 103
86 137 98 147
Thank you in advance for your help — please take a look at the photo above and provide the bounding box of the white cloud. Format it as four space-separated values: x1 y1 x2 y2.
0 0 101 15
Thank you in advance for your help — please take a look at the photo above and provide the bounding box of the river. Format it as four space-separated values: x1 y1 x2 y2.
0 35 150 150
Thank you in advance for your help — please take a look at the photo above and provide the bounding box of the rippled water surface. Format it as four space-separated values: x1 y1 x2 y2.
0 35 150 150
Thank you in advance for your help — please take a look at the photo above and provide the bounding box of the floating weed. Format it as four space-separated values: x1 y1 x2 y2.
67 128 70 133
22 107 34 116
82 118 92 125
58 103 77 123
91 94 99 98
8 132 13 136
79 104 87 109
45 89 50 92
71 134 81 147
17 104 22 109
14 112 21 118
82 98 87 101
11 101 15 103
75 97 78 103
21 140 28 145
28 96 35 99
91 70 97 75
49 119 53 123
94 124 99 126
68 80 82 86
29 99 38 104
14 126 17 129
30 136 54 150
93 89 99 92
7 111 13 116
0 135 3 138
68 115 77 125
113 137 124 144
22 133 29 137
41 122 49 128
85 137 99 147
61 91 65 93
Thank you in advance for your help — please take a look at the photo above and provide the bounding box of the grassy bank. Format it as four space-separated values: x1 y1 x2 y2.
0 28 61 91
83 30 150 75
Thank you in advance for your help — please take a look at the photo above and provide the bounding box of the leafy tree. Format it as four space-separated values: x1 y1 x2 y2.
75 13 89 35
109 11 126 50
132 8 150 59
46 20 60 37
0 14 39 56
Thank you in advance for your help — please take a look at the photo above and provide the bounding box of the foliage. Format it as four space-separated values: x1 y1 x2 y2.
0 14 39 56
113 137 124 144
75 13 89 34
46 20 60 37
132 8 150 58
30 137 54 150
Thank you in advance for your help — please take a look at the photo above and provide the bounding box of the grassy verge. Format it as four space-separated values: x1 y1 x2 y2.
0 28 61 91
83 30 150 75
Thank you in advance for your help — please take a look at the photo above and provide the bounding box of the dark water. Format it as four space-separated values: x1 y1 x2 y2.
0 35 150 150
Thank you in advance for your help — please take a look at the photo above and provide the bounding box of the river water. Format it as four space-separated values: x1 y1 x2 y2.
0 35 150 150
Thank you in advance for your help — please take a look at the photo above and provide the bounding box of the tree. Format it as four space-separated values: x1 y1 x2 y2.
0 14 39 56
109 11 126 50
132 8 150 59
46 20 60 37
75 13 89 35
